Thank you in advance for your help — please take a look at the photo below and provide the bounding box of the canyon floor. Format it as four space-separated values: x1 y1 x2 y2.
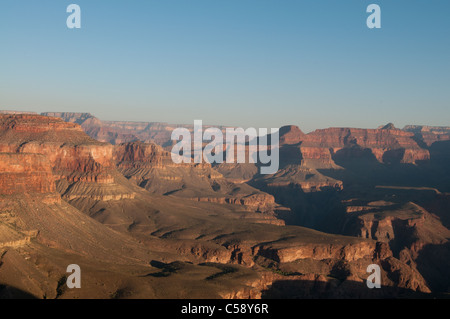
0 112 449 299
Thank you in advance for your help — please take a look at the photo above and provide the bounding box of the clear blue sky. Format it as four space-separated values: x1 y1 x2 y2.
0 0 449 132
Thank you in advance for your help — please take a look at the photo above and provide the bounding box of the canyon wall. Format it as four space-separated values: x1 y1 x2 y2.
0 114 132 201
0 153 55 196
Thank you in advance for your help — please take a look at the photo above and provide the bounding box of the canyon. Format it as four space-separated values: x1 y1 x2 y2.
0 112 449 298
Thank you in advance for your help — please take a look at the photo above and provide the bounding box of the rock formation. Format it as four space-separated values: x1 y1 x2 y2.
113 141 279 216
303 126 430 164
0 114 133 202
0 112 447 299
0 153 56 196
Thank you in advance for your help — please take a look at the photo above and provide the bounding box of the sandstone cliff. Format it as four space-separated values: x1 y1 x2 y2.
303 126 430 165
0 114 133 202
0 153 56 196
340 197 450 292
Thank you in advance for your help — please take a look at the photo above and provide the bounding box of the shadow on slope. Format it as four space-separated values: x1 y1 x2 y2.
318 140 450 192
415 242 450 293
261 278 446 299
0 285 37 299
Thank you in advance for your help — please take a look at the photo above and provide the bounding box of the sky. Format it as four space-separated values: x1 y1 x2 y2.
0 0 449 132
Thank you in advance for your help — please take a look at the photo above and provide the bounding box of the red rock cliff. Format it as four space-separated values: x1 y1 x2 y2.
0 114 115 184
0 153 55 195
278 125 431 166
304 127 430 164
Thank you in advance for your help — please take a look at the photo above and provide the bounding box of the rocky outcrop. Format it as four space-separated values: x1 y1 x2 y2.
341 201 450 249
254 240 377 263
278 125 338 169
113 141 279 213
113 141 178 170
0 114 133 202
279 125 305 145
221 240 430 298
114 141 223 189
304 127 430 164
275 124 432 167
254 164 343 193
0 153 56 196
340 199 450 293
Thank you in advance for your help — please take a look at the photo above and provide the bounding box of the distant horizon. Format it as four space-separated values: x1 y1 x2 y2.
1 107 448 134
